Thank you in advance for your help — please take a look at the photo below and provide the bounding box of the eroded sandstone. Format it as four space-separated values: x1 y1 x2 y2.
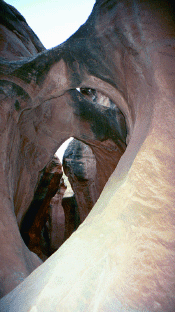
1 0 175 311
20 156 64 261
0 0 127 297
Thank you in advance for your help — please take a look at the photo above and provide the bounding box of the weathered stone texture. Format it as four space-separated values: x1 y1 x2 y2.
1 0 175 311
0 0 45 60
63 137 125 222
20 156 64 260
63 139 97 222
0 0 127 300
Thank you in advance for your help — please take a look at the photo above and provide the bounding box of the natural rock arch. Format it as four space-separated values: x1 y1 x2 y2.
0 0 175 311
0 0 127 298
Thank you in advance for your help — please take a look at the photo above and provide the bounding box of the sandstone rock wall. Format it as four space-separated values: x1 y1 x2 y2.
20 156 65 260
63 90 127 223
63 139 98 223
0 0 45 60
0 0 127 300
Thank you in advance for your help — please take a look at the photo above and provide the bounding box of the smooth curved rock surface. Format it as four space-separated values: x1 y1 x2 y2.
0 0 127 298
0 0 45 60
0 0 175 311
0 0 46 297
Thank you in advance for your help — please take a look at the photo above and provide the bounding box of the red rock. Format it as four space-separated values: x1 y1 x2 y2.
0 1 45 60
0 0 126 300
1 1 174 310
20 156 64 261
49 178 66 253
63 138 125 223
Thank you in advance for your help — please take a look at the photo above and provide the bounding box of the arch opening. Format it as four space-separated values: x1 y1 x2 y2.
20 86 128 261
